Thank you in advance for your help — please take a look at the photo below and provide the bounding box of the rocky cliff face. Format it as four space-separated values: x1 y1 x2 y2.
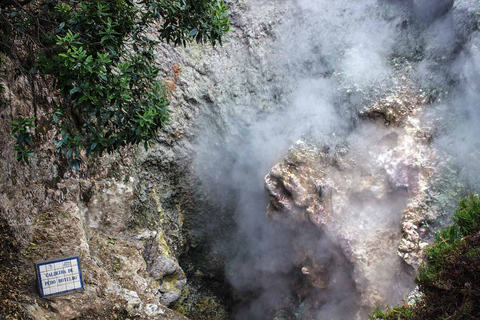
0 0 289 317
2 0 480 319
264 85 436 318
0 66 191 318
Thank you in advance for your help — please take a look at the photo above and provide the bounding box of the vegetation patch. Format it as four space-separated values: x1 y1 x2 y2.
0 0 229 169
369 195 480 320
172 284 228 320
369 305 414 320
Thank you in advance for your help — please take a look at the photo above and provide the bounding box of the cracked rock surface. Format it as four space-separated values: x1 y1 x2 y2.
264 84 439 317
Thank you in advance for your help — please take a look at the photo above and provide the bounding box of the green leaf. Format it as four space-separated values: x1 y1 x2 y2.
70 87 81 95
25 136 33 146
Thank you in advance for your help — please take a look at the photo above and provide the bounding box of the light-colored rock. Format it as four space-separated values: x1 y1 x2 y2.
264 86 438 317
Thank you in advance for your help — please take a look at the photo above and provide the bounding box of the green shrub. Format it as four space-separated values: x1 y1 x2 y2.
416 224 461 283
1 0 229 169
417 194 480 284
10 117 35 164
453 194 480 236
368 305 414 320
368 194 480 320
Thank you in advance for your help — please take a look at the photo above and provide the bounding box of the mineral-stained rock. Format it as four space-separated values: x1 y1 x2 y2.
13 201 188 320
264 94 437 317
0 44 192 319
265 141 333 229
149 254 187 306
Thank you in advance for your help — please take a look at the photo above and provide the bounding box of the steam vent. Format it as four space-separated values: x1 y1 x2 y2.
264 89 433 318
1 0 480 320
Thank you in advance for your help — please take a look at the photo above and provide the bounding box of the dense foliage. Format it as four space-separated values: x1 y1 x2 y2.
0 0 229 169
369 194 480 320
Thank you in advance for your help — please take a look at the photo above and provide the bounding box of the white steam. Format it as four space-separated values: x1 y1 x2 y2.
189 0 480 319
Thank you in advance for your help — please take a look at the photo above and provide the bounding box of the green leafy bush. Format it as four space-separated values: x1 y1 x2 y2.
0 0 229 169
417 194 480 285
10 117 35 164
369 305 414 320
37 0 170 170
453 194 480 235
415 223 462 283
368 194 480 320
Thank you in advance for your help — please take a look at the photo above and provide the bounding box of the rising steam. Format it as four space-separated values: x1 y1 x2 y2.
190 0 480 319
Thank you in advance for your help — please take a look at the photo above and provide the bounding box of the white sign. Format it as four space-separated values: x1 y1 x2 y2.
36 256 84 297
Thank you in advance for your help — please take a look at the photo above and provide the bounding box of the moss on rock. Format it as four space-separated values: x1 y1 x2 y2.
171 285 228 320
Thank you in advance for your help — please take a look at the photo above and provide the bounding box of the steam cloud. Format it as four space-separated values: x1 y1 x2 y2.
191 0 480 319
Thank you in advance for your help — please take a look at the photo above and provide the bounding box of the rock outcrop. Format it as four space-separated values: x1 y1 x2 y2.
2 0 480 319
0 0 283 317
0 50 191 320
264 86 438 317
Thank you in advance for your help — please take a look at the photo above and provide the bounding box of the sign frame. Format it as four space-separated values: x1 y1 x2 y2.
35 255 85 297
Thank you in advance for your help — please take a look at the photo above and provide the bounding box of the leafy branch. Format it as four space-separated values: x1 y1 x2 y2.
1 0 230 168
